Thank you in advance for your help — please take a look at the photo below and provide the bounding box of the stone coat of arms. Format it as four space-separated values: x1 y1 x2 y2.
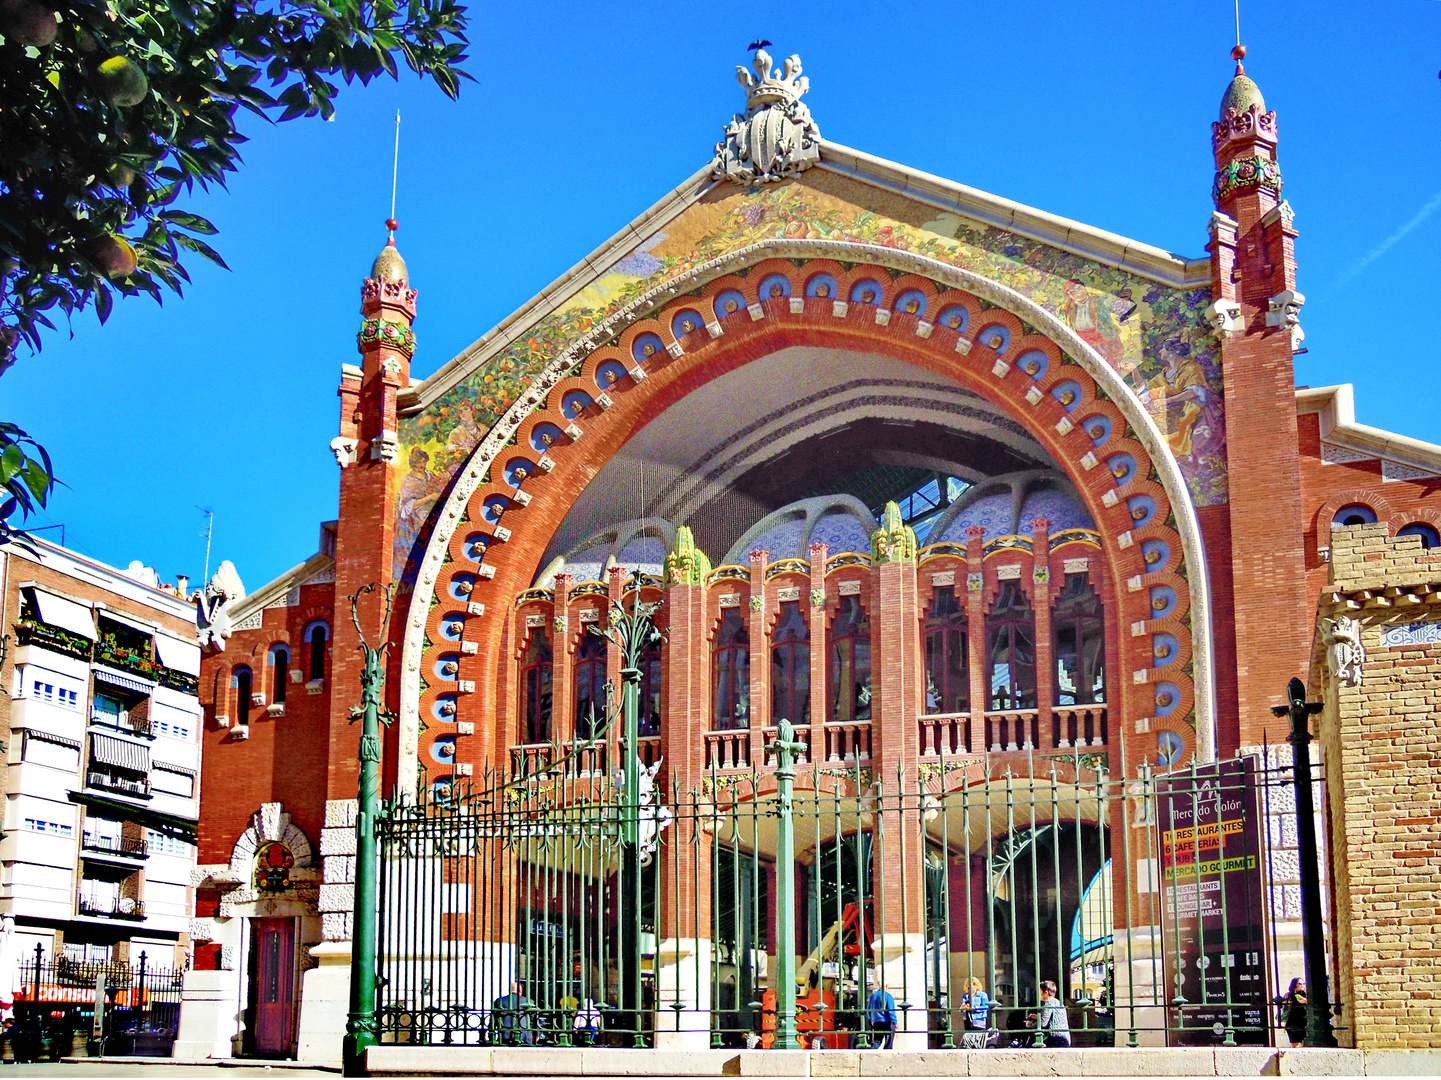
713 49 821 184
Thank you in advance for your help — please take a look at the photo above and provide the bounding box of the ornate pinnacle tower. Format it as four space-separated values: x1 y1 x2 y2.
1212 45 1281 215
712 48 821 184
1205 46 1310 749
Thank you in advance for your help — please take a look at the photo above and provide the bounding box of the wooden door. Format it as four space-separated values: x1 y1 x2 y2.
252 918 296 1056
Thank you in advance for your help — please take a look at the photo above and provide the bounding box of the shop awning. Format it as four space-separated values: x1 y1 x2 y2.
153 633 201 676
94 666 155 694
67 791 197 843
29 589 96 639
90 733 150 774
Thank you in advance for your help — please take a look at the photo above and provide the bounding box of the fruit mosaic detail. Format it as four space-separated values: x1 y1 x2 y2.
392 171 1225 582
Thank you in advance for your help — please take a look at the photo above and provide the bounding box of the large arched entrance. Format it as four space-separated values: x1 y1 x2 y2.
398 244 1214 788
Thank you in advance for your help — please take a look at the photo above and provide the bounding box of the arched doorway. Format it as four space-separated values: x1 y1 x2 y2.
399 245 1214 791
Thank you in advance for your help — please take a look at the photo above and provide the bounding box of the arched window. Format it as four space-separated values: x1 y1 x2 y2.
830 595 870 723
924 586 969 714
270 646 289 704
640 637 663 738
574 628 607 741
1332 504 1376 528
986 581 1036 711
306 623 329 682
712 608 750 730
771 601 810 726
233 666 253 727
1398 522 1441 549
521 628 553 745
1053 574 1105 706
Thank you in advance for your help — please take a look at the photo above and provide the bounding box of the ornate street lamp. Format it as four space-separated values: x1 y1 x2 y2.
343 583 394 1076
766 718 807 1050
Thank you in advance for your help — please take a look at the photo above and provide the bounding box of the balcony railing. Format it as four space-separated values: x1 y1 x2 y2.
15 618 199 695
507 707 1107 780
86 768 150 800
820 721 871 764
918 713 975 757
94 639 160 681
89 708 154 739
703 729 752 772
81 834 149 860
14 618 92 662
507 735 662 779
77 896 146 922
156 666 199 694
919 706 1109 758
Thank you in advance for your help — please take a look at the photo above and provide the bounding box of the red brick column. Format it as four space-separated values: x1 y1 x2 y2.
747 549 769 767
551 573 573 745
606 566 626 771
965 526 989 751
329 262 414 803
808 542 828 762
659 578 710 939
1030 518 1053 748
1211 68 1309 751
869 526 926 1043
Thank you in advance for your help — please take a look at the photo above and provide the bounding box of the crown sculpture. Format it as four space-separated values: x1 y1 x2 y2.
712 49 822 184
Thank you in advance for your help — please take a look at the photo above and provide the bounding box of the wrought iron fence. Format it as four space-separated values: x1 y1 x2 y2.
373 740 1337 1051
7 946 183 1062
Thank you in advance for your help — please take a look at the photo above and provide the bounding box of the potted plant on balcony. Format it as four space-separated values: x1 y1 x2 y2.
95 634 158 680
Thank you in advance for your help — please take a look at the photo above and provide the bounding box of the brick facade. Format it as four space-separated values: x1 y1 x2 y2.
188 57 1441 1059
1313 525 1441 1049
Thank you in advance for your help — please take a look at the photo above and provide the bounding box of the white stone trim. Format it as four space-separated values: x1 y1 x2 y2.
395 240 1218 781
1298 384 1441 477
400 146 1208 416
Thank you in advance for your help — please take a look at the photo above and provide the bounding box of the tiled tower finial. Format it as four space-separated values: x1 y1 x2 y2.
1212 43 1280 213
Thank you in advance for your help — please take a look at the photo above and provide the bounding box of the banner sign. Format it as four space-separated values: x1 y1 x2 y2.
1157 756 1268 1045
20 983 148 1006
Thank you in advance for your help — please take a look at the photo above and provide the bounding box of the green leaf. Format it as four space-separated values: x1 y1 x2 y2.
0 445 23 485
158 210 219 235
174 234 230 269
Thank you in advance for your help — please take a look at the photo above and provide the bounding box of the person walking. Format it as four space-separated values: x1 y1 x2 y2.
1279 978 1308 1048
1033 980 1071 1048
867 979 898 1049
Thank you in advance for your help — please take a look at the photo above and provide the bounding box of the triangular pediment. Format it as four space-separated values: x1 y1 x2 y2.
398 144 1209 426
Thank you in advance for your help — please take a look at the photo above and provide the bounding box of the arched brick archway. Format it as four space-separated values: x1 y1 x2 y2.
398 242 1216 781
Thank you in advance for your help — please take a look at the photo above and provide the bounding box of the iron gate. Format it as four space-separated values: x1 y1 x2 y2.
372 739 1338 1049
8 947 182 1061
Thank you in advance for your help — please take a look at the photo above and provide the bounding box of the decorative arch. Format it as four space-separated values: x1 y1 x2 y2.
1314 488 1395 552
723 494 876 565
217 802 318 916
398 242 1216 779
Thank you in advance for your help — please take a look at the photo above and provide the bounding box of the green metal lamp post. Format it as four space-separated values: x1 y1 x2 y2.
601 579 663 1048
618 656 644 1045
766 718 807 1051
343 584 394 1077
1271 677 1338 1049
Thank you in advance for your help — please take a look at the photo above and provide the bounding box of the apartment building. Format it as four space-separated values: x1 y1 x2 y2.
0 537 201 975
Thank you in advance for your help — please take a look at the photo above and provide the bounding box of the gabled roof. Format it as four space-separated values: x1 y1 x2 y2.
1297 384 1441 479
398 142 1209 415
228 550 334 624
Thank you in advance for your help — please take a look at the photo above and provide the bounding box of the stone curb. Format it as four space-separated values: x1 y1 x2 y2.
363 1045 1441 1077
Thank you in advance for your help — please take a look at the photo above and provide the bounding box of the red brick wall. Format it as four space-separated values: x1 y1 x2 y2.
195 584 334 864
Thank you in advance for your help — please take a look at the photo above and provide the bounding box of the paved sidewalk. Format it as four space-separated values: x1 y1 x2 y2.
5 1060 338 1077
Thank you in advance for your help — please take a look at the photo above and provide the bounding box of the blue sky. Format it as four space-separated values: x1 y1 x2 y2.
7 0 1440 590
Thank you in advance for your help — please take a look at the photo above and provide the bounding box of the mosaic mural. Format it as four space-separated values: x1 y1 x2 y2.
392 171 1224 581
